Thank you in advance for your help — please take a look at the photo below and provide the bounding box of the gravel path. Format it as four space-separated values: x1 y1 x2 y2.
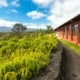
63 45 80 80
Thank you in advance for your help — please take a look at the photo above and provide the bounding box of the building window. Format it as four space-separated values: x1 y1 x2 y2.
63 28 66 35
62 27 66 34
73 24 78 36
68 26 71 35
65 27 67 35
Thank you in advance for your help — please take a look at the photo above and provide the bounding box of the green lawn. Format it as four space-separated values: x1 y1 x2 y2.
60 39 80 55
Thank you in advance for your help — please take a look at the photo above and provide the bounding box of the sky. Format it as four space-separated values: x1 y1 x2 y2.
0 0 80 29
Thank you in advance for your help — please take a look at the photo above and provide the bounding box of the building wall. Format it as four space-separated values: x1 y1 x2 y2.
56 20 80 46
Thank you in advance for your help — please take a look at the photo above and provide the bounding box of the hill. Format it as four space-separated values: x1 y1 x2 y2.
0 27 41 32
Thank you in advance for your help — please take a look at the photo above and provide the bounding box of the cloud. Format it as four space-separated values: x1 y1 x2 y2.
26 11 46 19
32 0 80 28
0 0 20 8
0 19 17 27
6 9 18 13
0 19 47 29
24 23 47 29
0 0 8 7
32 0 53 7
11 9 18 13
47 0 80 29
11 0 20 7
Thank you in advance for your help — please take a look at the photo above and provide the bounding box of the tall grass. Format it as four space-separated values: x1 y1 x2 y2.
0 34 58 80
60 39 80 55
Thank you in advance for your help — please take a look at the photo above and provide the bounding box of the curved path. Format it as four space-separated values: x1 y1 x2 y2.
63 45 80 80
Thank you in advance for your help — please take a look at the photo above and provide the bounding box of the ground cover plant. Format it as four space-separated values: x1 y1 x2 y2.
60 39 80 55
0 32 58 80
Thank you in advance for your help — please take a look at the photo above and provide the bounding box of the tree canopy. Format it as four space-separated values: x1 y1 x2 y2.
12 23 27 37
46 25 53 34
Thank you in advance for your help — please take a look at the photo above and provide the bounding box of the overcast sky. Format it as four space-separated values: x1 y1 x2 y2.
0 0 80 29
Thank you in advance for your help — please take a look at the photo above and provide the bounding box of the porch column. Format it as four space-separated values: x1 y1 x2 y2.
61 28 62 38
63 28 64 38
66 26 68 39
62 28 63 38
78 21 80 43
71 25 73 41
59 29 61 38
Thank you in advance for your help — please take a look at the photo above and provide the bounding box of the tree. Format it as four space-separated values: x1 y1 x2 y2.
12 23 27 37
46 25 53 34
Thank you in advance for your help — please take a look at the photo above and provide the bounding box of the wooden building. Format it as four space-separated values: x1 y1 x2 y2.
55 14 80 46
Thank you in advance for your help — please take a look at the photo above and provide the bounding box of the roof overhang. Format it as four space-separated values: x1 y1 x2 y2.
55 14 80 31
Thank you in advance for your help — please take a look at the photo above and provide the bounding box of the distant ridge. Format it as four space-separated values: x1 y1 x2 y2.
0 27 12 32
0 27 41 32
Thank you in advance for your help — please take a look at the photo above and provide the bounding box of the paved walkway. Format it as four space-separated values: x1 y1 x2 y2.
63 45 80 80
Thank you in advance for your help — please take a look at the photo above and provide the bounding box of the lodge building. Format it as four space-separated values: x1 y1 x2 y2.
55 14 80 46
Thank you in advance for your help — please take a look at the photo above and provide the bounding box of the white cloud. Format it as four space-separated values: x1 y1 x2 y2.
11 0 20 7
32 0 53 7
0 0 8 7
32 0 80 29
11 9 18 13
0 19 17 27
26 11 46 19
27 23 46 29
6 9 18 13
24 23 47 29
47 0 80 29
0 19 47 29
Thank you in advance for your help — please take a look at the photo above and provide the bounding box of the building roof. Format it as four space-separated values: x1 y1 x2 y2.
55 14 80 31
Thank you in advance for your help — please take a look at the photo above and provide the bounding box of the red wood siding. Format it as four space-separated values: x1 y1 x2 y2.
56 21 80 46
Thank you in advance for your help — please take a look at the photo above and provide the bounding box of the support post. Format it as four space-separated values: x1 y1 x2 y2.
66 26 68 39
78 21 80 43
61 28 63 38
63 28 64 38
71 25 73 41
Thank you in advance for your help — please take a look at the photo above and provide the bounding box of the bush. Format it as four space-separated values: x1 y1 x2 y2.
0 33 58 80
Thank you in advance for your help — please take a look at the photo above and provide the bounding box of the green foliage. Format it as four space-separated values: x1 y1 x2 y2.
60 39 80 55
12 23 27 37
0 33 58 80
46 25 54 34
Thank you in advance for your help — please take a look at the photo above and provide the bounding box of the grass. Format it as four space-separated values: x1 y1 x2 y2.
0 34 58 80
60 39 80 55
